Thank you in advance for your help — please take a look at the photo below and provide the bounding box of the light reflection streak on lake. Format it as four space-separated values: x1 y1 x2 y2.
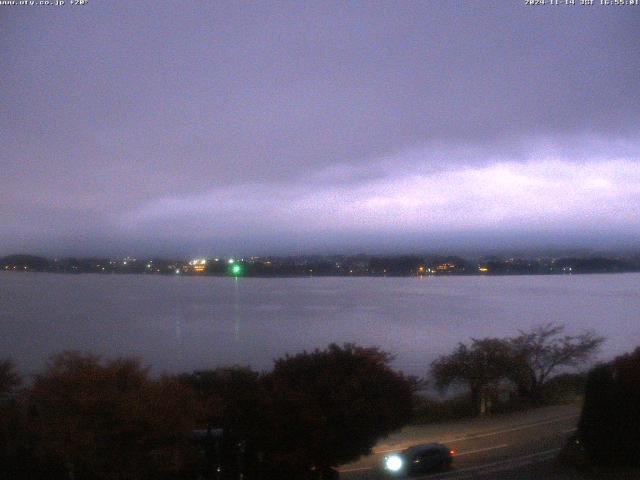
0 272 638 377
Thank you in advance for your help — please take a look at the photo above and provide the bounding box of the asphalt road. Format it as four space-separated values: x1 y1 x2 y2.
338 404 581 480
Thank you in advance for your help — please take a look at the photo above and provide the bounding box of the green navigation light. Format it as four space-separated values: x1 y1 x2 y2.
230 264 242 276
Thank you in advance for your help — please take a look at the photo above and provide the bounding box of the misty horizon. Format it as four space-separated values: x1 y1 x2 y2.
3 224 640 260
3 234 640 263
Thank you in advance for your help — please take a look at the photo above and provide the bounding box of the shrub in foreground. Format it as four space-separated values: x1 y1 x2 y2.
578 347 640 466
412 393 477 424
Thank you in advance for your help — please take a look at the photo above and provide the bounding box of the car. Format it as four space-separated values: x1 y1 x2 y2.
382 443 454 476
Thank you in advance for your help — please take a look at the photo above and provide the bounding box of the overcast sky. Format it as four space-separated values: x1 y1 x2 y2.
2 2 639 257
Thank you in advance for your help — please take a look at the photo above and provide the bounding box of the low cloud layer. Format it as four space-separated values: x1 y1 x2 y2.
117 153 640 251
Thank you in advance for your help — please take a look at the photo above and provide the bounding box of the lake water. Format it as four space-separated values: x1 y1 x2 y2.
1 272 639 377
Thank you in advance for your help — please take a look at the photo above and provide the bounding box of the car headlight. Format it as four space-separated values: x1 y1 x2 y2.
384 454 403 472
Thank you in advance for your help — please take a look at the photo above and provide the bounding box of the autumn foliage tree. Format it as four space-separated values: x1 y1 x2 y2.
261 343 415 478
2 345 417 480
26 351 196 480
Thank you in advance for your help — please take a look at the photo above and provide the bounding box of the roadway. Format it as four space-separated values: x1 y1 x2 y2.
338 404 581 480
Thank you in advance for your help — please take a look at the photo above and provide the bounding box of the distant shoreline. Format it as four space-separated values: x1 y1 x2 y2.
3 253 639 278
2 269 639 279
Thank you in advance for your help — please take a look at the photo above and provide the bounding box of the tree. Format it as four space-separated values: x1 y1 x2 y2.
0 359 20 395
261 343 415 478
179 367 268 479
27 351 196 480
578 347 640 466
509 324 604 402
180 367 264 432
1 360 23 478
430 338 514 414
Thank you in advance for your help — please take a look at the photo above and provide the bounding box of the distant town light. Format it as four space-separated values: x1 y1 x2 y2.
175 269 180 274
189 258 207 268
228 258 235 264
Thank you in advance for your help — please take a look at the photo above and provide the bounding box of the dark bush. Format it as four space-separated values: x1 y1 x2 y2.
540 372 587 405
412 394 477 423
578 347 640 466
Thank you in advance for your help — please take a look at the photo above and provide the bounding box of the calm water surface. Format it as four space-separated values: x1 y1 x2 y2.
1 272 638 376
